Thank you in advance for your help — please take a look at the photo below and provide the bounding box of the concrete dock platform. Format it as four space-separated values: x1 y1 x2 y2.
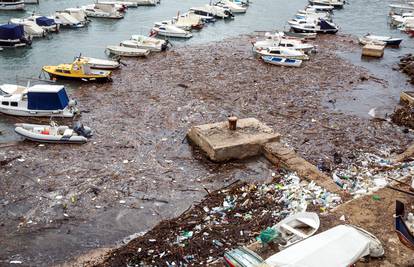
187 117 281 162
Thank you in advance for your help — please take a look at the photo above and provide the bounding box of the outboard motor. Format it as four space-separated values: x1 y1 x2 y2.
224 10 234 19
73 122 93 138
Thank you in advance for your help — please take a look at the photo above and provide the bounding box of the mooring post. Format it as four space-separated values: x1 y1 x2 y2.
228 116 238 131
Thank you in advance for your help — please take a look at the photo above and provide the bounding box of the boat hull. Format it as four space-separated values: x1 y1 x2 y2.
0 2 24 10
45 72 111 82
291 26 338 34
15 128 87 144
0 107 75 117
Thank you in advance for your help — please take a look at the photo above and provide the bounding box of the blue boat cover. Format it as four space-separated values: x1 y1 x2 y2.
27 88 69 110
319 19 336 30
0 24 24 40
36 16 55 27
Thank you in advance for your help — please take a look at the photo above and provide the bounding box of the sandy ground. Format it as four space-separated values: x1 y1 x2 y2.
1 33 414 266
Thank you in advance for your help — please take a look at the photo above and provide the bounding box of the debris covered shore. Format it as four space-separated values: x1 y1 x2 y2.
1 34 414 266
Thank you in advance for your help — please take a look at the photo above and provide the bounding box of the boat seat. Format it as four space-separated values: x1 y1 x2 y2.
280 223 308 239
63 129 73 137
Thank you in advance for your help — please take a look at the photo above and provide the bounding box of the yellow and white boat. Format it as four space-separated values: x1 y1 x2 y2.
42 60 112 82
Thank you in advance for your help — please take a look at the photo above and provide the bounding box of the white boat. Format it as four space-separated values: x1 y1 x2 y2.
15 122 92 144
106 45 150 57
157 19 192 31
290 18 338 34
150 23 192 38
61 8 90 25
26 15 59 32
76 56 120 69
265 225 384 266
288 17 318 26
54 12 85 28
361 33 403 46
125 0 157 6
24 0 38 3
303 4 334 12
0 0 24 10
82 3 124 19
187 10 216 23
190 5 234 19
272 212 319 247
0 84 78 117
262 55 302 67
100 1 137 8
123 35 169 51
308 0 344 9
215 0 247 13
173 12 204 29
253 33 315 53
256 46 310 60
9 18 46 38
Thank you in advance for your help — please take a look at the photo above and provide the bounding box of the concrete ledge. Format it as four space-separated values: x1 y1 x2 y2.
262 142 343 195
187 118 281 162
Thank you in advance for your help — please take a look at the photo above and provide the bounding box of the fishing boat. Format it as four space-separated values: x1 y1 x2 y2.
122 35 169 51
26 15 59 32
262 56 302 67
106 45 150 57
308 0 344 9
215 0 247 13
190 5 234 19
82 3 124 19
76 56 120 69
150 23 192 38
54 12 85 28
10 18 46 37
15 121 92 144
0 23 32 47
0 84 78 117
290 18 338 34
361 33 403 46
256 46 309 60
395 200 414 251
0 0 24 10
42 61 112 82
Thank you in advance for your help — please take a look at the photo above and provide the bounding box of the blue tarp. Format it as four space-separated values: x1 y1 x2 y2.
36 16 55 27
27 88 69 110
0 24 24 40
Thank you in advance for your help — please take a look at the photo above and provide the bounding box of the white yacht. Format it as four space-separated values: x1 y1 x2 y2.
150 23 192 38
0 84 78 117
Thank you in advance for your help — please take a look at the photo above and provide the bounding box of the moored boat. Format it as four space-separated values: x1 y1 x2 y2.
15 121 92 144
262 56 302 67
290 18 338 34
54 12 85 28
42 61 112 82
362 33 403 46
0 84 78 117
10 18 46 37
127 34 169 51
150 23 192 38
27 15 59 32
82 3 124 19
256 46 310 60
76 56 121 69
106 45 150 57
308 0 344 9
0 23 32 48
0 0 24 10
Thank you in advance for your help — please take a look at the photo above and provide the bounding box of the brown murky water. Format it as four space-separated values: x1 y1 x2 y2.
1 32 413 266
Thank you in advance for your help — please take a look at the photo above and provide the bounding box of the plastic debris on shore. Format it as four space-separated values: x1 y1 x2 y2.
332 152 414 197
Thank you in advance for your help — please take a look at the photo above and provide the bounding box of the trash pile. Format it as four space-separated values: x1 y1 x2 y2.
399 54 414 84
391 101 414 129
332 152 414 197
98 171 341 267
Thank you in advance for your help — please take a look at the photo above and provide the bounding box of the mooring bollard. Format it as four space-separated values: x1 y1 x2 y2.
228 116 238 131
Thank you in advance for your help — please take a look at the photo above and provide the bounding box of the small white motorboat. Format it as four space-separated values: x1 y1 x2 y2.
26 15 59 32
157 19 192 31
253 33 315 53
125 0 158 6
290 18 338 34
308 0 344 9
61 8 89 25
256 46 310 60
190 5 234 19
76 56 120 69
262 56 303 67
82 3 124 19
10 18 46 37
0 84 78 117
15 121 92 144
54 12 85 28
106 45 150 57
100 1 138 8
121 35 168 52
215 0 247 13
150 23 192 38
0 0 25 10
173 12 204 30
303 4 335 12
361 33 403 46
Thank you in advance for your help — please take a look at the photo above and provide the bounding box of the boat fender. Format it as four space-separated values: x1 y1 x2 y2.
41 130 50 135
